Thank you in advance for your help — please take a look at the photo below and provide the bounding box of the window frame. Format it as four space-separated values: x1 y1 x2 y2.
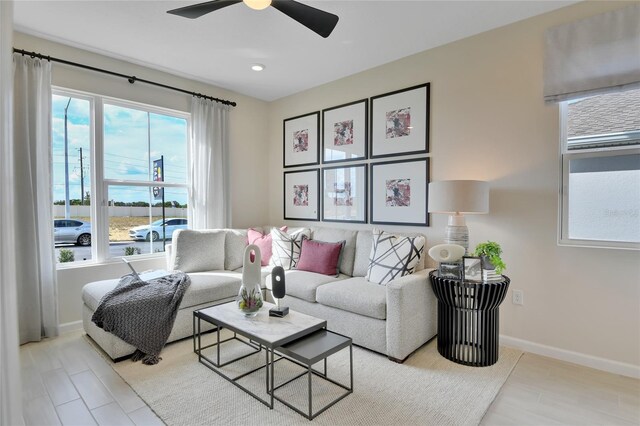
558 101 640 250
53 87 191 268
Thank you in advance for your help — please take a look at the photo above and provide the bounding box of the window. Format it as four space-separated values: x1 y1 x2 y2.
52 89 190 265
52 94 93 262
559 88 640 249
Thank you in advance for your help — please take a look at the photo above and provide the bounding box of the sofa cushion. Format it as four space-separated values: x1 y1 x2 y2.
270 227 311 270
311 227 357 276
233 266 273 288
265 270 348 302
353 230 373 277
171 229 226 273
82 272 243 312
181 271 243 308
367 229 425 285
296 237 345 276
82 279 120 311
316 277 387 320
225 229 248 270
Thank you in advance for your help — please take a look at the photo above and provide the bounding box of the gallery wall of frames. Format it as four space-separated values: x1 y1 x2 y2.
282 83 430 227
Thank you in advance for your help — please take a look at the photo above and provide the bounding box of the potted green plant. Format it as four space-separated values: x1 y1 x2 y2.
473 241 506 274
58 248 75 263
124 246 141 256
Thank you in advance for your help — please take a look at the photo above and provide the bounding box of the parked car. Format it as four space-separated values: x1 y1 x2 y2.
54 219 92 246
129 218 188 241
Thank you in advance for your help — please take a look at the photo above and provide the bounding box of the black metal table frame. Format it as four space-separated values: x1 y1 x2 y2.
429 271 510 367
273 331 353 420
192 309 352 417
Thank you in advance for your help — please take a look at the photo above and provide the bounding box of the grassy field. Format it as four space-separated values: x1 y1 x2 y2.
56 216 167 241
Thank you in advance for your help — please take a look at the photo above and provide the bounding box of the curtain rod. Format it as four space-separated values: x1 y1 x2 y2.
13 48 237 107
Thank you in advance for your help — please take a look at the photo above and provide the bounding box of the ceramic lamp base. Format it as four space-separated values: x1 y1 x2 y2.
445 214 469 254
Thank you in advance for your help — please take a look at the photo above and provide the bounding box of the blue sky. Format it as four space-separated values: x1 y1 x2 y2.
52 95 188 205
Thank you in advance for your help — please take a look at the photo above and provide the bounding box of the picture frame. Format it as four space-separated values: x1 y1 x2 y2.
370 157 429 226
283 169 320 221
322 164 367 223
370 83 430 159
283 112 320 168
322 99 368 164
439 262 463 280
463 256 483 282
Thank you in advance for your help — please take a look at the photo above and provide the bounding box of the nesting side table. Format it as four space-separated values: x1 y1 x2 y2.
429 271 510 367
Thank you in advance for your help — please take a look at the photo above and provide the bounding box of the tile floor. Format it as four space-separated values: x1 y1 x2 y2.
20 330 640 425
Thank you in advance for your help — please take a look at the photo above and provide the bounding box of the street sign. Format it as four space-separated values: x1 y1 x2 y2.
153 158 164 200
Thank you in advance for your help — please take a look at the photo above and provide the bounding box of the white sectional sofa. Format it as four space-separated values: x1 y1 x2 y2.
82 226 436 362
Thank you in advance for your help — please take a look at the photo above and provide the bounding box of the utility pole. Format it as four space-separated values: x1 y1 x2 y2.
78 147 84 205
64 97 72 219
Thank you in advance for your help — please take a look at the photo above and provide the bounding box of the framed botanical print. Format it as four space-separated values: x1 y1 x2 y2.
370 83 430 159
283 112 320 168
322 164 367 223
283 169 320 221
370 157 429 226
322 99 368 164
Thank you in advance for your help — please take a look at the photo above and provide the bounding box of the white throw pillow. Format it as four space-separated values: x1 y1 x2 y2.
366 228 425 285
270 228 311 270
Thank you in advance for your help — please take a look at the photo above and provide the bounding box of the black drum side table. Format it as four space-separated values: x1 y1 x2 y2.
429 271 510 367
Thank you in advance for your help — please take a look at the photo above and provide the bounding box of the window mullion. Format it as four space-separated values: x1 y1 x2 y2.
93 97 109 262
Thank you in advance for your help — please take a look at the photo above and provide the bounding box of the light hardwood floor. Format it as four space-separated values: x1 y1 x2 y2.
20 330 640 425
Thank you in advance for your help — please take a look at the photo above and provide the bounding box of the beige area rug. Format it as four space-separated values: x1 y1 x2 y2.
111 331 521 426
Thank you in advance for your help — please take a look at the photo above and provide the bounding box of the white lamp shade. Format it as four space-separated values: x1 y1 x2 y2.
428 180 489 214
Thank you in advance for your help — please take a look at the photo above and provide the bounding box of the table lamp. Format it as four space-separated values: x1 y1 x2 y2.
428 180 489 254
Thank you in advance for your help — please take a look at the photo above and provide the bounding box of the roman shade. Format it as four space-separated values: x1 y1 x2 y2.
544 4 640 103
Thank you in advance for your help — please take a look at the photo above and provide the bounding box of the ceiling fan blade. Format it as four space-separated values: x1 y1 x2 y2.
167 0 242 19
271 0 339 38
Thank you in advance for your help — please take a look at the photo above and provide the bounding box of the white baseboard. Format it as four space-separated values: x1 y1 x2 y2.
59 320 83 334
500 335 640 379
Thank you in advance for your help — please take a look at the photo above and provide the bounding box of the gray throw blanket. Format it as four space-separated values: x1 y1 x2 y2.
92 272 190 365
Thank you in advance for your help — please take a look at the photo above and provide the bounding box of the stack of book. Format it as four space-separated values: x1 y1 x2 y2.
482 269 502 283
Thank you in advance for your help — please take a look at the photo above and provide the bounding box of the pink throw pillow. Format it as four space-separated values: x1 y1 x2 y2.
296 237 345 276
248 227 287 266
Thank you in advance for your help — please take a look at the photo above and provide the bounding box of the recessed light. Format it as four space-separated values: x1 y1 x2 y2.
251 63 265 72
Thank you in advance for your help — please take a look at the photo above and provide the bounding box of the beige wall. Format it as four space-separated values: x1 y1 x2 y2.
266 1 640 367
14 32 270 324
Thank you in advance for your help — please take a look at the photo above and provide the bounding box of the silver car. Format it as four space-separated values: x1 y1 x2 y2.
129 218 188 241
54 219 92 246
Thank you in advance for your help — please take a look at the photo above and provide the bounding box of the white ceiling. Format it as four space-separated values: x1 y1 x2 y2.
13 0 577 101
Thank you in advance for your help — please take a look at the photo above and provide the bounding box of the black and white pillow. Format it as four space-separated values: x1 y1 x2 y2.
270 228 311 270
366 228 425 285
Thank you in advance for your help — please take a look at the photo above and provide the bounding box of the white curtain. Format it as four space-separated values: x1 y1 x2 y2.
1 2 25 425
13 54 59 343
544 3 640 103
189 97 231 229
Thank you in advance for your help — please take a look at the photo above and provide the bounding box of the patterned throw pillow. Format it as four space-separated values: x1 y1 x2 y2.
247 226 287 266
366 229 425 285
270 228 311 270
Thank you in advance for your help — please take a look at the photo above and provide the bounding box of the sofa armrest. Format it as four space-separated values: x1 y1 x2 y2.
385 269 437 361
165 244 173 270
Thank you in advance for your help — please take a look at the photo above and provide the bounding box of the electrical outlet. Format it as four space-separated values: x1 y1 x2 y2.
512 289 524 305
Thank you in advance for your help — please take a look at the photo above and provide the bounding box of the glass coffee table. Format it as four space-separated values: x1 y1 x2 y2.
193 301 353 419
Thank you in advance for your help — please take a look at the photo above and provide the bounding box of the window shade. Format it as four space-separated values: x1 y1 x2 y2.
544 4 640 103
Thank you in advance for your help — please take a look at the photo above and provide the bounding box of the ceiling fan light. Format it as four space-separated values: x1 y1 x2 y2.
244 0 271 10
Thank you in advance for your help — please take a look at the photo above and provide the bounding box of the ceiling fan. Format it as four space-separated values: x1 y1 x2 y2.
167 0 339 38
